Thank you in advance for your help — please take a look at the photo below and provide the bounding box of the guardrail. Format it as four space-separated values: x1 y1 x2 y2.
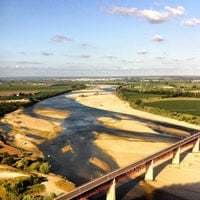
56 132 200 200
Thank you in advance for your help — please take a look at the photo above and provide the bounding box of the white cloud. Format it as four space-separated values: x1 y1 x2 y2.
80 43 95 48
137 50 148 55
102 55 117 60
120 59 134 64
152 34 165 42
41 52 54 56
186 57 196 61
79 54 91 59
51 34 73 43
165 6 185 17
19 52 26 55
16 61 42 65
183 18 200 27
156 56 165 60
66 54 91 59
109 5 185 24
109 7 138 16
139 9 169 23
80 43 90 47
135 59 143 63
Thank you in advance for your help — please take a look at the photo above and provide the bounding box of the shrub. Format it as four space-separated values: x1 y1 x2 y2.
39 163 50 174
28 161 41 171
0 176 47 200
22 195 34 200
26 184 45 194
15 158 30 169
43 193 56 200
135 99 143 105
22 195 43 200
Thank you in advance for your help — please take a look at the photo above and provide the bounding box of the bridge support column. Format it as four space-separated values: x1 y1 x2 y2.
106 179 116 200
145 160 154 181
192 138 200 153
172 147 180 165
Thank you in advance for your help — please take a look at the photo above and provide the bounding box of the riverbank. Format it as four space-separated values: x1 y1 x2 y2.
1 106 70 157
75 85 200 132
0 89 72 117
0 106 75 198
0 82 85 198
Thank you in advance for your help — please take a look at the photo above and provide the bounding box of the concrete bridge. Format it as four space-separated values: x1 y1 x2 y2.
56 132 200 200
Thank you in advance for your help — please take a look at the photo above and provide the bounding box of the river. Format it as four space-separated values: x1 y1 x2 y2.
0 85 196 188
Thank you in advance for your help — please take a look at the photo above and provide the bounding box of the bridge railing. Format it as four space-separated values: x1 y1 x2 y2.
56 132 200 200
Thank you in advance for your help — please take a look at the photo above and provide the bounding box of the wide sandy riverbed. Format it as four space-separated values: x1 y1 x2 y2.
1 85 199 188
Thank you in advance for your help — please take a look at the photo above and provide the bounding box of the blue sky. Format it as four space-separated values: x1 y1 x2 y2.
0 0 200 77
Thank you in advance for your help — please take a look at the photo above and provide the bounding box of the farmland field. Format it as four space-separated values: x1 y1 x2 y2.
0 80 86 116
116 81 200 125
144 99 200 116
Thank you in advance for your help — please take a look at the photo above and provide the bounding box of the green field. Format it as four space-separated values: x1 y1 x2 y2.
0 81 86 116
116 81 200 125
145 99 200 116
117 90 162 100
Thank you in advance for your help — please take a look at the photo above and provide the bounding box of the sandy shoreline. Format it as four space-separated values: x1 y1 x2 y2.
94 133 173 167
68 85 199 168
34 107 70 119
1 108 64 158
74 86 200 132
0 106 75 197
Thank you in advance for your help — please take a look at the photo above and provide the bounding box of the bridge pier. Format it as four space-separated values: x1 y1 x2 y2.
106 179 116 200
192 138 200 153
172 147 180 165
145 160 154 181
